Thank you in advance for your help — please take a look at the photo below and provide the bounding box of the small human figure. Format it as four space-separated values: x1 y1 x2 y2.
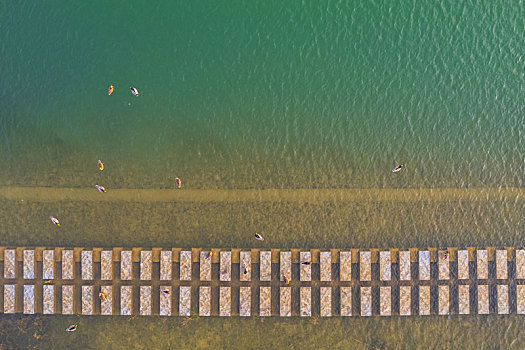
99 292 108 302
207 251 213 259
95 185 107 193
442 250 449 260
392 164 405 173
301 261 311 266
242 264 248 275
66 324 78 332
130 87 140 96
161 288 171 295
174 177 182 188
50 216 61 226
255 233 264 241
283 275 290 285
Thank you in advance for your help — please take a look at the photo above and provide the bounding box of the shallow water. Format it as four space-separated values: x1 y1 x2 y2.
1 0 524 348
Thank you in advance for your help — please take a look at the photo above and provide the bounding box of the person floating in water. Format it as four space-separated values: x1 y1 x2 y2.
50 216 61 226
255 233 264 241
98 160 104 171
207 251 213 259
99 292 108 302
108 85 114 96
442 250 450 260
95 185 107 193
174 177 182 189
242 264 248 275
161 288 171 295
66 324 78 332
130 87 139 96
392 164 405 173
283 275 290 285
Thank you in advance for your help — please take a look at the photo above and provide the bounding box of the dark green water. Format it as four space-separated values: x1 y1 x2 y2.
1 1 524 348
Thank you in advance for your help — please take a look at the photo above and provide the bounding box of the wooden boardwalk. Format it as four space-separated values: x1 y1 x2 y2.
1 247 524 317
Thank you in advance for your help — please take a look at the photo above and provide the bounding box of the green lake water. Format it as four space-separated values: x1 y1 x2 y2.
0 0 524 348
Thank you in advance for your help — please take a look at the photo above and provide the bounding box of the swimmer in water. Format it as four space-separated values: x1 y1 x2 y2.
50 216 61 226
207 251 213 259
108 85 114 95
174 177 182 188
161 288 171 295
255 233 264 241
98 160 104 171
130 87 139 96
442 250 450 260
99 292 108 302
392 164 405 173
66 324 78 332
283 275 290 285
95 185 107 193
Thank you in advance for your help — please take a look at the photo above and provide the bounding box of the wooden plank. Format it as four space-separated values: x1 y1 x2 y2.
517 285 525 314
219 287 231 316
260 251 271 281
496 250 508 280
438 250 450 280
320 252 331 281
220 251 231 282
121 286 132 315
62 285 73 314
239 287 251 316
23 285 35 314
419 251 430 281
340 251 352 281
300 252 311 281
240 251 251 281
160 251 172 281
380 286 391 316
340 286 352 316
320 287 331 317
478 284 489 314
419 286 430 315
300 287 311 317
399 286 411 316
82 285 93 315
280 252 291 282
159 286 171 316
200 251 211 281
399 251 411 281
360 251 371 281
280 287 291 317
100 286 112 315
199 286 211 316
180 251 192 281
23 250 35 279
497 285 508 314
100 251 112 280
260 286 271 316
457 250 469 279
517 250 525 279
81 250 93 280
179 286 191 316
4 250 15 279
477 250 488 279
439 285 449 315
360 287 371 316
458 285 469 315
3 285 15 313
121 251 132 281
159 286 172 316
380 251 391 281
140 286 151 315
43 250 54 280
62 250 74 280
43 285 54 314
140 251 152 280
